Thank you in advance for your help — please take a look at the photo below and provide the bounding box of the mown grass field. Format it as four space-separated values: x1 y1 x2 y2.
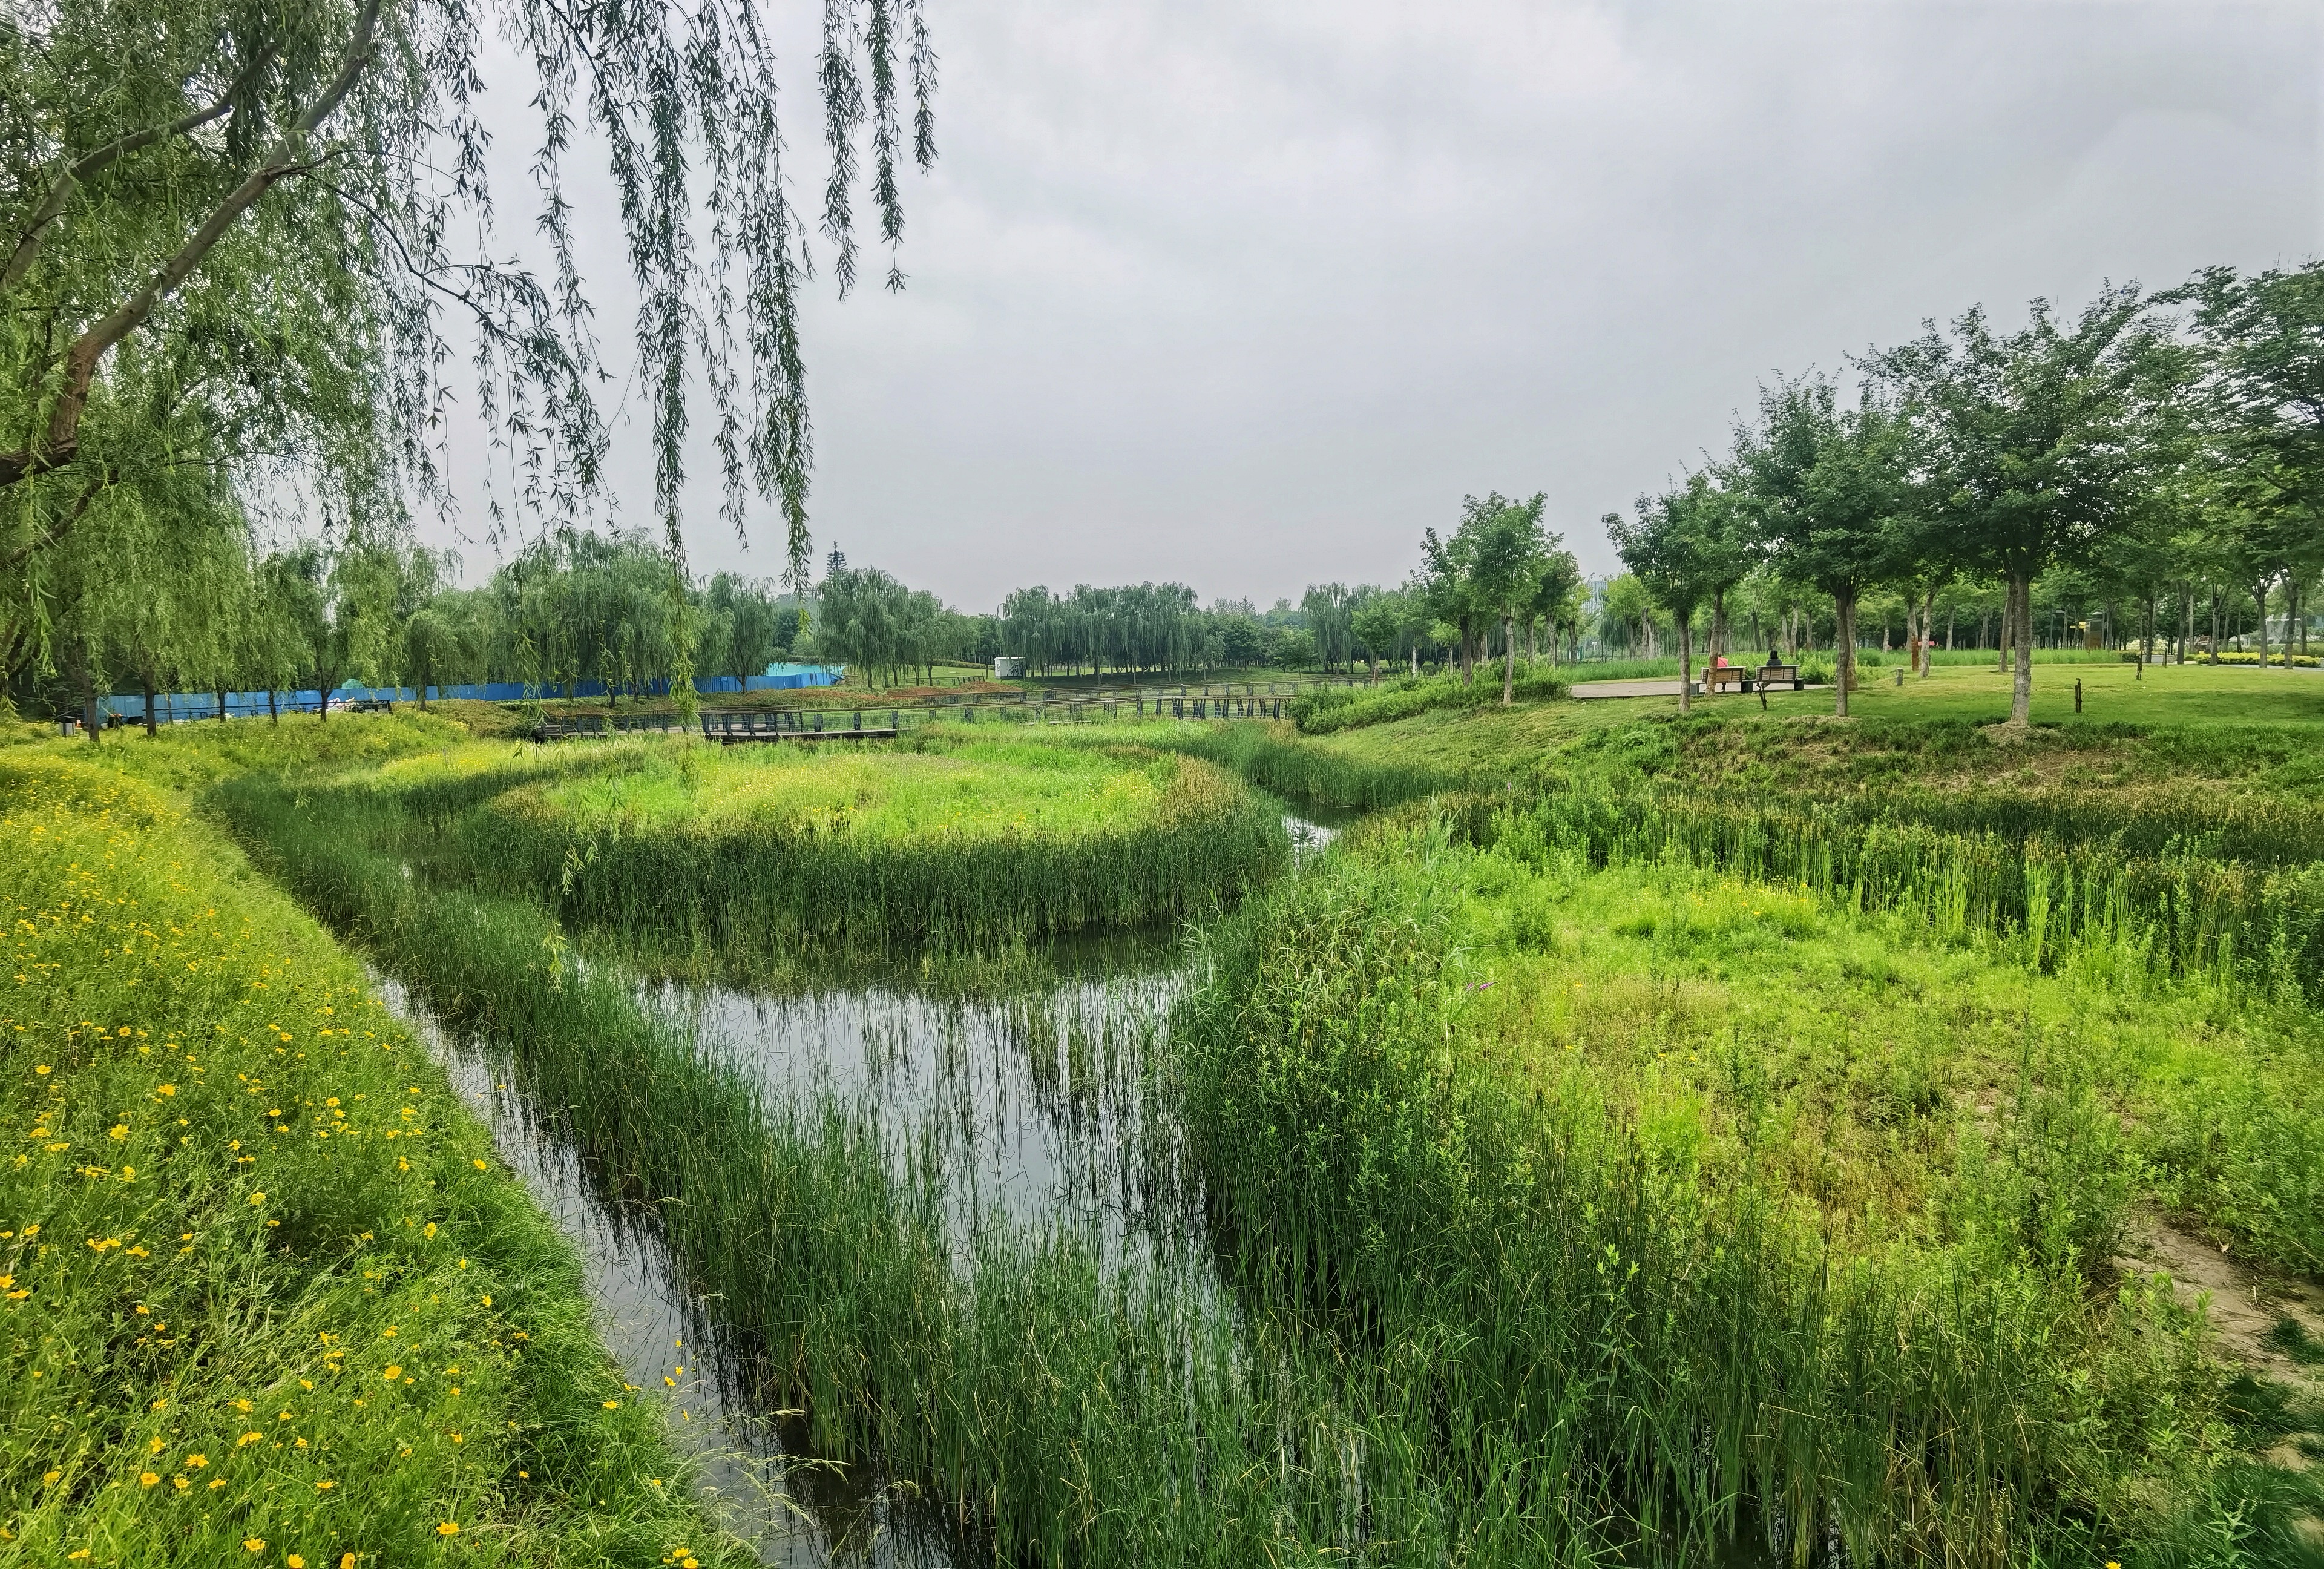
0 744 737 1567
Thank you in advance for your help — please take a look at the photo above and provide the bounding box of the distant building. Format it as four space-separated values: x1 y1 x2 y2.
993 656 1025 679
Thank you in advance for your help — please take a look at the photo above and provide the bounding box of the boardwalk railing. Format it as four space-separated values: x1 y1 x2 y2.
534 683 1330 743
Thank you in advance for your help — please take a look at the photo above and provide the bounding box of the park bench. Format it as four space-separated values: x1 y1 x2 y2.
1751 662 1803 691
1702 665 1748 695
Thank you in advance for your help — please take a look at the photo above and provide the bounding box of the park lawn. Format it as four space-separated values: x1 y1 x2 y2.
0 748 740 1567
1288 659 2324 796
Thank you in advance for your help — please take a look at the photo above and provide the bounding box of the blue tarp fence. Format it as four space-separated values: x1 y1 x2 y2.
96 665 841 723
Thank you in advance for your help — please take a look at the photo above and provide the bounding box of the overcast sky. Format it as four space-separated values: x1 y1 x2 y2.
433 0 2323 612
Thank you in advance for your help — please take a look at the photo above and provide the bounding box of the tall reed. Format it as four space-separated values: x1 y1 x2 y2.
1445 787 2324 1002
218 771 1525 1564
465 738 1287 952
1173 838 2294 1566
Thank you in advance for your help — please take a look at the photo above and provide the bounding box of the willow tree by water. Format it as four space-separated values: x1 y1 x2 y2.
1 0 934 721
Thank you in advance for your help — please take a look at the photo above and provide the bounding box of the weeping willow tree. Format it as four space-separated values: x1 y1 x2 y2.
2 0 935 722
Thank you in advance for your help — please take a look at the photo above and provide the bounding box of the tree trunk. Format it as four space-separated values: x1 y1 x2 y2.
1678 609 1693 714
1997 590 2011 673
2255 577 2273 669
67 638 100 743
269 686 279 722
141 667 158 738
1502 611 1515 705
216 682 228 723
2009 573 2034 725
1919 591 1935 675
1409 644 1418 679
1833 591 1856 717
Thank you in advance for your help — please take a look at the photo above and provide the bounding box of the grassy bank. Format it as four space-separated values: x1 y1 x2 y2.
0 749 735 1567
1289 669 1569 735
393 730 1287 964
1178 812 2324 1564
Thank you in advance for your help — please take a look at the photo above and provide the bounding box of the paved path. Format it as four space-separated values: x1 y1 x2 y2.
1570 679 1833 700
1570 679 1684 699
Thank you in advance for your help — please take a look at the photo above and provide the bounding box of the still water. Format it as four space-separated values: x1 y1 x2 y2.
383 807 1348 1562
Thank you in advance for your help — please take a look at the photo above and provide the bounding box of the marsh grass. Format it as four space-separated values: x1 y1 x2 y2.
0 752 740 1567
1178 823 2324 1565
1076 719 1465 809
448 731 1287 956
218 765 1556 1564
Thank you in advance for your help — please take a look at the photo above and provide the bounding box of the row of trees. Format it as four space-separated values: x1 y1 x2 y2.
1609 267 2324 719
23 531 818 731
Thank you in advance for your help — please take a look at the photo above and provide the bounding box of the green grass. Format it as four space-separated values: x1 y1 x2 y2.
0 751 739 1567
1289 669 1569 735
1178 815 2324 1564
424 729 1287 959
211 751 1521 1564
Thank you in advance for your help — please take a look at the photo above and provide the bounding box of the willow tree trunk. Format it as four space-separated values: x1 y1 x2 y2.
141 668 158 738
67 639 99 742
1502 612 1516 705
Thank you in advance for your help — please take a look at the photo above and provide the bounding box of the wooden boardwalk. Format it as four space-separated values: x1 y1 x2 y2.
537 682 1334 742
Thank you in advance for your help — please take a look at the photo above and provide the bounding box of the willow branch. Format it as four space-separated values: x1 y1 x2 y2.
0 0 379 489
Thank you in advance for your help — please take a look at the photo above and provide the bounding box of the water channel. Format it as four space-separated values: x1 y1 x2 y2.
383 801 1356 1564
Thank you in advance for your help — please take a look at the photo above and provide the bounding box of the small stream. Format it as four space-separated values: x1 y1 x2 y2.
383 804 1351 1564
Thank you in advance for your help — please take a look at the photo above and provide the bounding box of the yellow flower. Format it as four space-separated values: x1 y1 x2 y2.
185 1453 208 1469
243 1538 266 1553
140 1472 159 1487
42 1469 60 1484
382 1365 402 1381
437 1522 461 1536
289 1558 306 1568
603 1399 620 1409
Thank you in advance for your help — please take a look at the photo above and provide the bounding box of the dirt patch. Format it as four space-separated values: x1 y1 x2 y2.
2115 1217 2324 1390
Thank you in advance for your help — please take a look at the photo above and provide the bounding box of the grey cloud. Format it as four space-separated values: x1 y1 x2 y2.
435 1 2320 605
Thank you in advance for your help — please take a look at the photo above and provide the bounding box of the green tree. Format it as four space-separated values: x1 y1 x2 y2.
1350 588 1404 683
1608 483 1724 713
1871 288 2162 723
1732 374 1914 717
4 0 937 728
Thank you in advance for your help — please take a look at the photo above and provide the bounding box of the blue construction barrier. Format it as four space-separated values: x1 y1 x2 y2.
96 666 842 723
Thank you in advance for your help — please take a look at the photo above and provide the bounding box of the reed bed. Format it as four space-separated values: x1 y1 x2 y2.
1091 719 1463 810
0 752 737 1567
1438 786 2324 1005
459 732 1287 952
217 768 1537 1564
1176 824 2324 1565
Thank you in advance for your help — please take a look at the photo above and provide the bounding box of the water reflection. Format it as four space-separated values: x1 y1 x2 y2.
385 935 1201 1563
